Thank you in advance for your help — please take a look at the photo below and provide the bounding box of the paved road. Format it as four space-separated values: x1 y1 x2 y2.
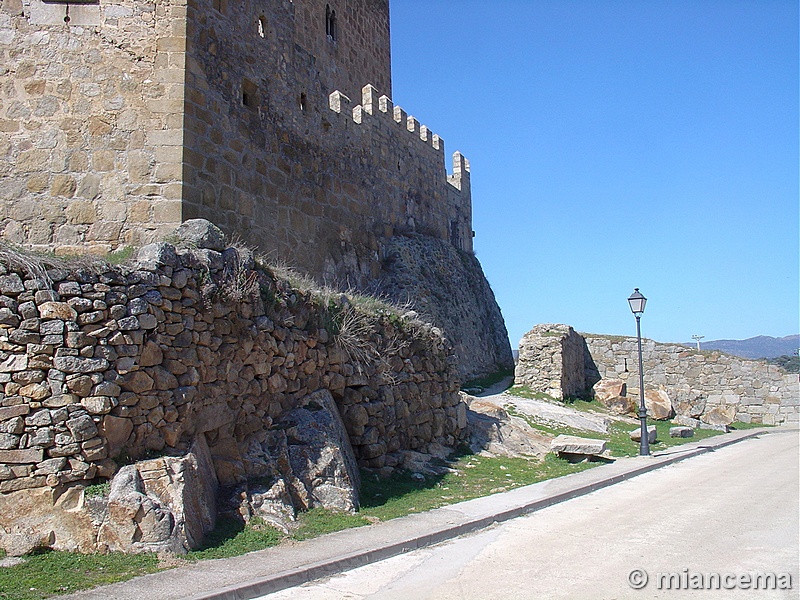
258 430 799 600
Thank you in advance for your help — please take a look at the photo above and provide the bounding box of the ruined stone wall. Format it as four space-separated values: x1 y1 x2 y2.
0 230 466 500
182 0 472 287
0 0 187 253
584 334 799 425
514 324 587 400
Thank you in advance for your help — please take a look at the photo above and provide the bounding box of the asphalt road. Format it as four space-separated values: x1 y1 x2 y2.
257 430 799 600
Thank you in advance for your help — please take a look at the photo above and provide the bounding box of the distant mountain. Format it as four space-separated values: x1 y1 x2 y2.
686 335 800 359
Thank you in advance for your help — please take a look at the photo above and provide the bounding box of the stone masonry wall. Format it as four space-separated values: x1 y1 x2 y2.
584 334 799 425
182 0 472 287
514 324 587 400
0 0 187 253
0 227 466 500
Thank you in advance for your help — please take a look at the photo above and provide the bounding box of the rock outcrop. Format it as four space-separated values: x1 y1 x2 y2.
378 235 514 382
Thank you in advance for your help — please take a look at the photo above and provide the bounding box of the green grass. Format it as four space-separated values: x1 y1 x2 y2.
187 516 283 560
604 420 723 457
291 508 370 541
505 387 727 457
0 551 159 600
461 369 515 394
359 453 597 521
728 420 774 430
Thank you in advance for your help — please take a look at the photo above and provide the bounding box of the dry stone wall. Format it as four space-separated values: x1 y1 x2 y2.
514 324 799 426
514 324 587 400
584 335 799 426
0 220 467 552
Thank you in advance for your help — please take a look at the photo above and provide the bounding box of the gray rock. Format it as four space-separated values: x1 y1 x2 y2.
135 242 179 269
550 435 606 456
53 356 109 373
669 426 694 438
65 414 98 442
629 425 657 443
174 219 226 251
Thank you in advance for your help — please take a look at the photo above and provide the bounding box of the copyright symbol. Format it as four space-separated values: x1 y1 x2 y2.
628 569 648 589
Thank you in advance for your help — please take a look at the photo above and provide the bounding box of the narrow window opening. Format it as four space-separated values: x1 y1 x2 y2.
299 93 307 111
258 16 266 38
212 0 228 14
325 4 337 41
242 79 260 110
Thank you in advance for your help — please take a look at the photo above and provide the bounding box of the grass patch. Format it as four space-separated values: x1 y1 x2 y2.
187 516 283 561
461 369 515 394
359 453 597 522
291 508 370 541
729 420 774 430
604 421 723 457
0 551 159 600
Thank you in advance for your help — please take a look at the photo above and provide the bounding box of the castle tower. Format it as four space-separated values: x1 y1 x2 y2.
1 0 509 379
0 0 470 284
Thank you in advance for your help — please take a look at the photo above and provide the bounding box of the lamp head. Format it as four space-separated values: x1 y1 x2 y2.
628 288 647 315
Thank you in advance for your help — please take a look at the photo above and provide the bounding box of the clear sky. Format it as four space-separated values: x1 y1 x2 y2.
388 0 799 348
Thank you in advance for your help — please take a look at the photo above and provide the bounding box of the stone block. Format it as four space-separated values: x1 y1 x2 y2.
669 426 694 438
550 435 606 456
629 425 657 443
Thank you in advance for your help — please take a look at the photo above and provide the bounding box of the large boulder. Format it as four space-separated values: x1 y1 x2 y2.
465 396 551 458
593 379 626 403
629 388 674 420
701 405 736 427
174 219 226 251
97 435 218 554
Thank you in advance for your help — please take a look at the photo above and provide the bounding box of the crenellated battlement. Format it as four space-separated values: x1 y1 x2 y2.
329 85 470 194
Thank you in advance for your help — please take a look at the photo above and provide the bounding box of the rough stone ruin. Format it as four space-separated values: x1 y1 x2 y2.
515 324 799 428
0 220 468 554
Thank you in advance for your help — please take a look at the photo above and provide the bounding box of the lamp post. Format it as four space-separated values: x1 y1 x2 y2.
628 288 649 456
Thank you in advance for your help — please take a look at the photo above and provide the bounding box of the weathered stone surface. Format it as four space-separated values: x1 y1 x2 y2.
465 396 551 458
629 425 657 443
38 302 77 320
593 379 626 404
702 405 736 427
0 528 55 556
673 414 701 428
175 219 226 251
65 415 98 442
550 435 606 456
601 395 637 416
0 448 43 463
630 388 674 421
515 324 587 400
669 426 694 438
53 356 109 374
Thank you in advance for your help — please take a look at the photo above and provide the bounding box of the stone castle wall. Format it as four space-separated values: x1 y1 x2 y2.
0 226 466 502
1 0 472 287
181 0 472 286
584 335 799 425
0 0 187 253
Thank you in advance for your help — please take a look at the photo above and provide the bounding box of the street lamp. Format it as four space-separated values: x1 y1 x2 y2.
627 288 649 456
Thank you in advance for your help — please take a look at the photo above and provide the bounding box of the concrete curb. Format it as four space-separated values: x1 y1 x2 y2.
184 426 787 600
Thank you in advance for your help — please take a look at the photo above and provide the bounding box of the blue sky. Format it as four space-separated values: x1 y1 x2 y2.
388 0 799 347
